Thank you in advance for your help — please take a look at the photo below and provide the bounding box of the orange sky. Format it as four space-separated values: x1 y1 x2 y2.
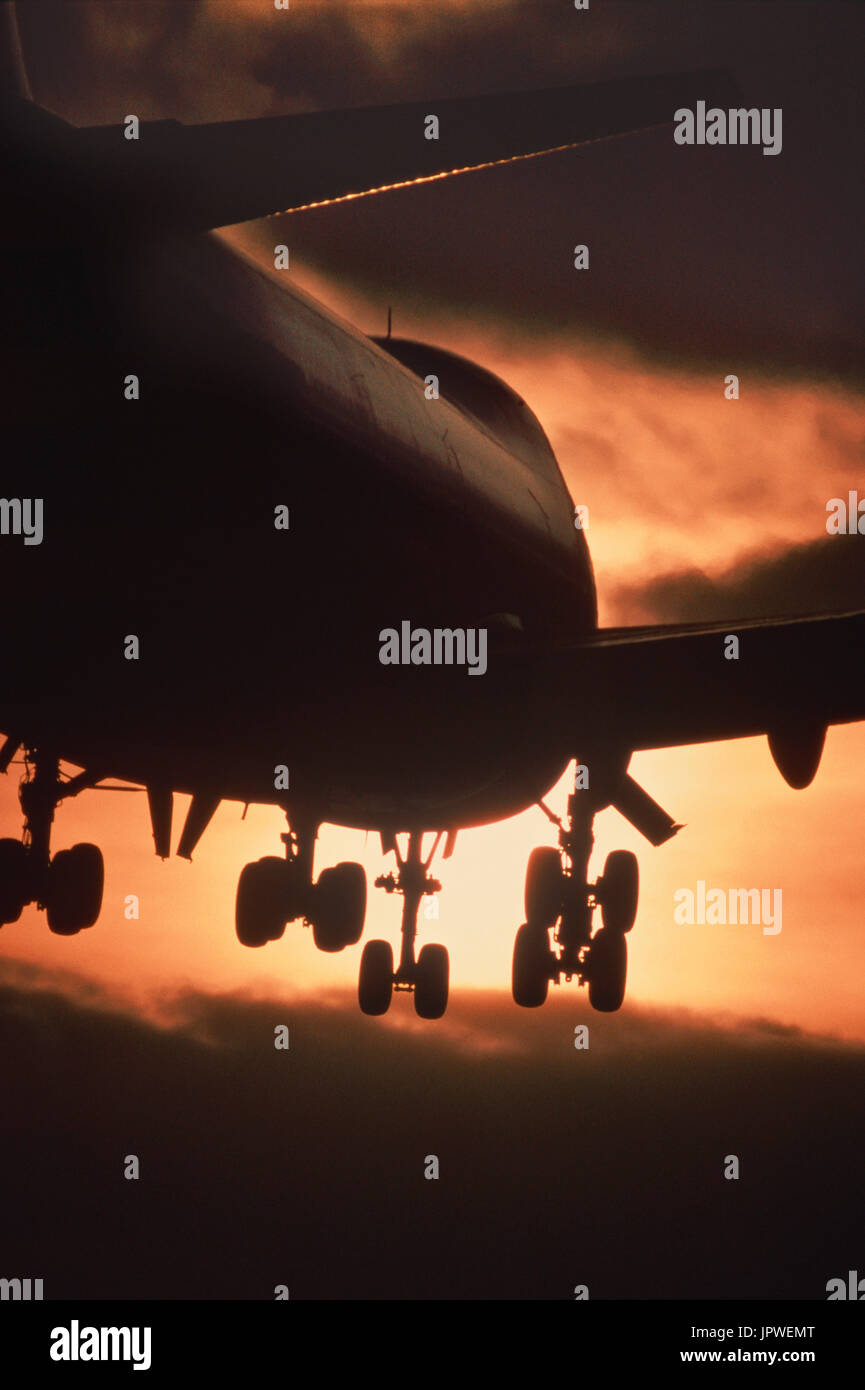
3 249 864 1042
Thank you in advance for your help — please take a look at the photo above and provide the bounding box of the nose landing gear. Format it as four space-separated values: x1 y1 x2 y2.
360 830 449 1019
513 765 639 1012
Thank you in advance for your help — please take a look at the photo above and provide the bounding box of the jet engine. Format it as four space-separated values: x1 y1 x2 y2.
767 723 826 789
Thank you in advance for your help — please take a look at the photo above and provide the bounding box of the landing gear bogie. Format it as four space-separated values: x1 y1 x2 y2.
513 761 640 1012
1 747 106 934
234 816 370 954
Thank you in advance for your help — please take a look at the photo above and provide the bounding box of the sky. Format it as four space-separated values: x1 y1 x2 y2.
3 0 865 1299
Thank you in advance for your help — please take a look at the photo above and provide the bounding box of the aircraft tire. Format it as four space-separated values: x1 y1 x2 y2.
588 927 627 1012
599 850 639 933
358 939 394 1016
524 847 564 928
512 921 551 1007
312 861 366 952
415 943 449 1019
235 856 287 947
47 843 104 935
0 838 29 925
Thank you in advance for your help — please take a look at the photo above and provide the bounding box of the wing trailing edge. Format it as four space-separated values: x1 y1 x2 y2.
15 68 740 239
546 611 865 757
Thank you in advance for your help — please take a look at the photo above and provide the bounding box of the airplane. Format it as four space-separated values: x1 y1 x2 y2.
1 1 863 1020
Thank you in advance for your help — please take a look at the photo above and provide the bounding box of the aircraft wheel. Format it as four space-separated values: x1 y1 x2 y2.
524 847 563 928
512 921 552 1007
415 943 449 1020
599 850 639 933
358 939 394 1016
312 861 367 952
235 856 287 948
47 843 104 936
0 838 29 925
588 927 627 1012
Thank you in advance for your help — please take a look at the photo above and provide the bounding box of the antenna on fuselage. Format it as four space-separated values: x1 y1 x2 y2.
386 305 392 340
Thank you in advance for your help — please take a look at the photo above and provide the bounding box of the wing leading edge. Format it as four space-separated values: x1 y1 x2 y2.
548 611 865 758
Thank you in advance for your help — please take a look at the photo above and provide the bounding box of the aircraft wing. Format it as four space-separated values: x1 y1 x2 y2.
544 609 865 766
61 68 739 235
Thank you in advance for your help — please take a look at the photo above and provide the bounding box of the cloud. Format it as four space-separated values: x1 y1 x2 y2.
1 959 862 1299
609 534 865 625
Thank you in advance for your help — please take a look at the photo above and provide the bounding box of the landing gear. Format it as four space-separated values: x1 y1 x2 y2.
234 814 367 952
359 831 449 1018
0 745 105 934
512 761 639 1012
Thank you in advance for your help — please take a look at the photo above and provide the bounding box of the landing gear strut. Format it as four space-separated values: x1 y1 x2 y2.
235 812 367 951
359 831 449 1019
0 744 104 934
513 762 638 1012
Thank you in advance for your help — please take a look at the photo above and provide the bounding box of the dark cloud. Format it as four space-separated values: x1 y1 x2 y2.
2 959 863 1300
16 0 865 381
610 534 865 625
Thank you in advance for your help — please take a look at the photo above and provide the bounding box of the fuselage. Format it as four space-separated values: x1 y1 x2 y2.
2 96 597 832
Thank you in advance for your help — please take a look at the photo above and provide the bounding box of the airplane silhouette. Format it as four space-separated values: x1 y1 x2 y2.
1 2 863 1019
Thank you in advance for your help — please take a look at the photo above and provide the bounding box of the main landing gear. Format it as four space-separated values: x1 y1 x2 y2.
0 742 105 934
359 831 449 1019
236 818 450 1018
513 767 639 1013
235 813 367 952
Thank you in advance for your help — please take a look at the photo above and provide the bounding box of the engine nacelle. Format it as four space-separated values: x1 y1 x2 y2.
767 723 826 789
